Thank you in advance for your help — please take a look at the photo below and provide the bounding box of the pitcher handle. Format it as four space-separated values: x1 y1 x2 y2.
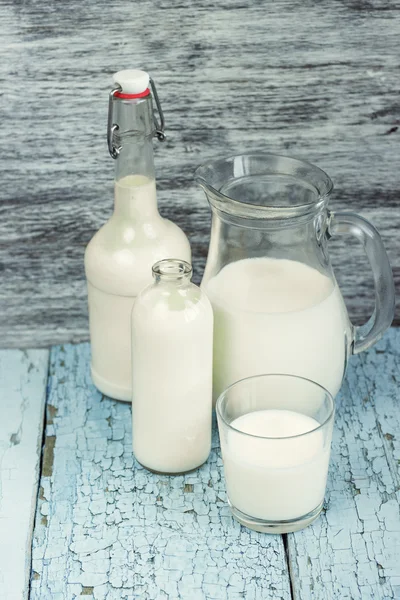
328 211 395 355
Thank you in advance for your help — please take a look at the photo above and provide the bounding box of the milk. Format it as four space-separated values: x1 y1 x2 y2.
85 175 191 400
204 258 351 401
132 273 213 473
221 409 330 521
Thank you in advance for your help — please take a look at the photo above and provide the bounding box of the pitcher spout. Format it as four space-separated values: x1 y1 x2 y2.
195 153 333 222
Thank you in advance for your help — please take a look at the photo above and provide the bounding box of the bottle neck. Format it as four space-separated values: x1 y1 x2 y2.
112 96 159 219
113 138 158 218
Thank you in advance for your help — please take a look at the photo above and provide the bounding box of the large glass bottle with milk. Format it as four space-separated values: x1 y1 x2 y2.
85 70 191 401
196 154 395 402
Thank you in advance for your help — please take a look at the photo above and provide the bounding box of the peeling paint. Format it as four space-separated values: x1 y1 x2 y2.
30 333 400 599
287 330 400 599
0 349 49 600
81 587 94 595
47 404 58 425
31 344 291 599
41 436 56 478
10 432 21 446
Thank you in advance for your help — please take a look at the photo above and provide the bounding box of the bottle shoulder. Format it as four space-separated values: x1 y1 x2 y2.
133 282 213 326
86 214 189 250
85 216 191 296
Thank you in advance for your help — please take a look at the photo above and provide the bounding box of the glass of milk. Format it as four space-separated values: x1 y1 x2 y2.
216 374 335 534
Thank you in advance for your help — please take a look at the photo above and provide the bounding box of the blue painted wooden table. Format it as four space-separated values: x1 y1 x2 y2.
1 329 399 600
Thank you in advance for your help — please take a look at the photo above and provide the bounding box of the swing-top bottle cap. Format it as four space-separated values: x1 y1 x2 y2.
112 69 150 95
108 70 166 158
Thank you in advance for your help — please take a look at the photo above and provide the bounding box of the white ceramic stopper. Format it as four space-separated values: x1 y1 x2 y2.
112 69 150 94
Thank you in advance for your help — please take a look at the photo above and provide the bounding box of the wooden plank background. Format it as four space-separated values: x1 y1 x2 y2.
0 349 49 600
288 329 400 599
31 343 292 599
0 0 399 348
30 333 400 599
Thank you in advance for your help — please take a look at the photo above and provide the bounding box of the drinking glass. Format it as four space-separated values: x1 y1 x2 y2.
216 374 335 533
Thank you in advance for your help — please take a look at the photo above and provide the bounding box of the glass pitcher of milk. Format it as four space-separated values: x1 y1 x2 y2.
196 153 395 401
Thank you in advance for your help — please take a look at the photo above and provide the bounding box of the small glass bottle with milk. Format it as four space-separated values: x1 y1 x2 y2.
85 70 191 402
131 259 213 474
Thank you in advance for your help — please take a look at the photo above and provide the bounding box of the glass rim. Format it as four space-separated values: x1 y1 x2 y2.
195 152 334 221
216 373 335 441
152 259 192 280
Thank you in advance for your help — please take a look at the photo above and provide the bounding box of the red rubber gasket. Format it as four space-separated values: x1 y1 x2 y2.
114 88 150 99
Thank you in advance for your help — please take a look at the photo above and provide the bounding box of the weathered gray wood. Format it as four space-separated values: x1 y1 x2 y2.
0 349 49 600
31 343 291 599
0 0 399 347
288 328 400 600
